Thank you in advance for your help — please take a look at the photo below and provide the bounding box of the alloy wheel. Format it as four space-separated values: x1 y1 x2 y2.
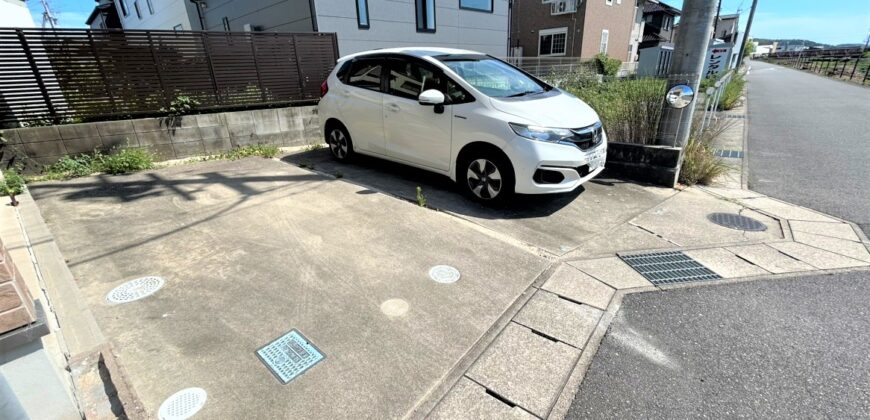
328 128 349 159
466 158 502 200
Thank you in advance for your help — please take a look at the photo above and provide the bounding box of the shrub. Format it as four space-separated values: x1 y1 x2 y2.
595 53 622 76
97 148 155 174
567 77 666 145
679 117 733 185
45 152 101 179
718 74 745 110
1 169 26 205
208 144 280 161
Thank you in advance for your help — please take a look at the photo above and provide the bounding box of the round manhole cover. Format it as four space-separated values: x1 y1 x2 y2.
106 276 165 304
158 387 207 420
707 213 768 232
428 265 460 284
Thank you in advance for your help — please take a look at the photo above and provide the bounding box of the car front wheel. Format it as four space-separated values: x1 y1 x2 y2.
459 153 514 204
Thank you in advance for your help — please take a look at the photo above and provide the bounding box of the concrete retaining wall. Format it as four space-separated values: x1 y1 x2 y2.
0 106 320 172
605 142 682 187
0 237 35 336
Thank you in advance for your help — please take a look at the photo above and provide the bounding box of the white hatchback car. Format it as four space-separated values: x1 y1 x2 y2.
318 47 607 203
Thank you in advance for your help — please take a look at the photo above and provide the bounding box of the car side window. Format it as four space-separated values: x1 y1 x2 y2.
347 59 383 91
388 59 442 100
444 78 472 104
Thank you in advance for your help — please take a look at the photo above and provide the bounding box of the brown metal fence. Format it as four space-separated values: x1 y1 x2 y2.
0 28 338 125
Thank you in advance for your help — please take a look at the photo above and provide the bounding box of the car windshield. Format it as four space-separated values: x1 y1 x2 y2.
436 55 550 98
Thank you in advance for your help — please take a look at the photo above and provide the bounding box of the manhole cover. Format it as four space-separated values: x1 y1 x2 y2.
620 251 721 285
380 299 409 317
106 276 165 304
708 213 767 231
256 330 325 384
429 265 460 284
158 387 207 420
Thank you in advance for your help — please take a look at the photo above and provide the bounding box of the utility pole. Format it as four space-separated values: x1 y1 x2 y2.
40 0 58 28
735 0 759 69
656 0 718 148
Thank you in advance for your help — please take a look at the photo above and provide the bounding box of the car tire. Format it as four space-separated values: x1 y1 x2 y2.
326 124 354 161
458 151 515 205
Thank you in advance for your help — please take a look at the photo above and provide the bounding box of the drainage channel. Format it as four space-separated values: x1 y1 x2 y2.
620 251 721 285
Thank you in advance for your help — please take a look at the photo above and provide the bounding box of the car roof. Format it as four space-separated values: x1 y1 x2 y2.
338 47 481 62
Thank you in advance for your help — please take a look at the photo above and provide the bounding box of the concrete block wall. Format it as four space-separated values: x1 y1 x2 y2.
0 106 320 172
0 238 36 335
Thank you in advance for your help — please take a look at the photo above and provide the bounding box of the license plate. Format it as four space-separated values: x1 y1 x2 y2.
588 151 605 170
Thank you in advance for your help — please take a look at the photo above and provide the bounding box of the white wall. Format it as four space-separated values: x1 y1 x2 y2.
115 0 199 30
0 0 36 27
315 0 509 56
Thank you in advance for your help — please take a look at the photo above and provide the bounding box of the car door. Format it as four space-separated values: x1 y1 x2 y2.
382 57 453 171
340 57 386 155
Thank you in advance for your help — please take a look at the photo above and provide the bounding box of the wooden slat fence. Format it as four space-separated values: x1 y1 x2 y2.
0 28 338 125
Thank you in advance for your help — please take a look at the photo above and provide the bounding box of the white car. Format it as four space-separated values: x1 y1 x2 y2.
317 47 607 203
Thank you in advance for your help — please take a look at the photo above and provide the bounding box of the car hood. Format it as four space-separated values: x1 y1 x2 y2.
488 90 600 128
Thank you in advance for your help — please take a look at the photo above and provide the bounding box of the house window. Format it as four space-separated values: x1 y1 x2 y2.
133 1 142 19
222 17 231 31
146 0 154 14
663 16 671 31
173 24 183 31
118 0 129 16
416 0 436 32
460 0 493 12
605 0 613 5
599 29 609 53
356 0 370 29
538 27 567 56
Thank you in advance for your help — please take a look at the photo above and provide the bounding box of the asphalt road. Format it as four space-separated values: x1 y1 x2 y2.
745 60 870 236
567 270 870 419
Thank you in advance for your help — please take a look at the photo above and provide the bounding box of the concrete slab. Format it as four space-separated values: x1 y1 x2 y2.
725 244 815 274
514 290 602 348
767 242 868 270
540 264 613 310
683 248 770 278
282 150 677 255
467 323 579 418
630 188 783 247
567 257 653 290
429 377 537 420
792 231 870 263
29 158 549 419
789 221 860 242
0 340 79 420
563 224 675 259
737 196 839 223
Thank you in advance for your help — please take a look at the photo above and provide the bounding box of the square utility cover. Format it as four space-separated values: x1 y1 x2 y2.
256 329 325 384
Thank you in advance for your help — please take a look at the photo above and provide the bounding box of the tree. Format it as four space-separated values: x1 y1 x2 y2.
743 39 756 58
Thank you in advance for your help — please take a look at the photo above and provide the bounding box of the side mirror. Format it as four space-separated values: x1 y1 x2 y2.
418 89 446 114
418 89 445 105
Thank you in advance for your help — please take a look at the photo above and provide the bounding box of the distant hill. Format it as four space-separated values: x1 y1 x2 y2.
752 38 831 48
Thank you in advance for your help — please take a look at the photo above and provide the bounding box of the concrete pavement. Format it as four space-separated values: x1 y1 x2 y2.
566 269 870 419
746 60 870 236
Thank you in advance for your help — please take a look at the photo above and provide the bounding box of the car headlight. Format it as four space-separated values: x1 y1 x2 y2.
509 123 574 143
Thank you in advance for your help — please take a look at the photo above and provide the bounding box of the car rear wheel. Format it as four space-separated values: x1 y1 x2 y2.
459 152 514 204
326 125 353 161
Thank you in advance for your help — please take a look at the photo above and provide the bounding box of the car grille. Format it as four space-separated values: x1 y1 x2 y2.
567 122 604 150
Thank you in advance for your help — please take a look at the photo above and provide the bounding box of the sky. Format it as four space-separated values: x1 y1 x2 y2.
27 0 870 45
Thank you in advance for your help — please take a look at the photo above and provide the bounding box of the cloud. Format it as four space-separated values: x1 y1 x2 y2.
751 13 870 45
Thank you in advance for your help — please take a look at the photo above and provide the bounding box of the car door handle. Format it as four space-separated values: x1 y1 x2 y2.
386 103 400 112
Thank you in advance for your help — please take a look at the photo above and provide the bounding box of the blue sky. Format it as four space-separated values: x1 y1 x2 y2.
29 0 870 45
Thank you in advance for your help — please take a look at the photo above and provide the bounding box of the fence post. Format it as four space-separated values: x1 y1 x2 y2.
290 35 305 99
87 30 117 113
201 32 222 104
839 59 847 77
849 58 859 80
248 33 268 102
16 29 57 121
863 62 870 85
146 31 171 109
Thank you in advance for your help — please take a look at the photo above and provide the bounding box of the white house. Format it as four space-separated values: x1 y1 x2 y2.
106 0 509 56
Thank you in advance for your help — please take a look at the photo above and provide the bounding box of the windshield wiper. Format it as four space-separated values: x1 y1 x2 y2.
506 90 543 98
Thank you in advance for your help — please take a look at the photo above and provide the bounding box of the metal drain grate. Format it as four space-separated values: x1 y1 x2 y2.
106 276 164 304
256 330 325 384
429 265 461 284
708 213 767 231
714 149 744 158
620 251 721 285
158 387 207 420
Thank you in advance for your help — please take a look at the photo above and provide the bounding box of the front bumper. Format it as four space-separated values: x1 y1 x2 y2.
505 134 607 194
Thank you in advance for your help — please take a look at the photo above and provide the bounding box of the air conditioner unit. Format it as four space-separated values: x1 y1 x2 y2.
542 0 556 4
551 0 576 15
